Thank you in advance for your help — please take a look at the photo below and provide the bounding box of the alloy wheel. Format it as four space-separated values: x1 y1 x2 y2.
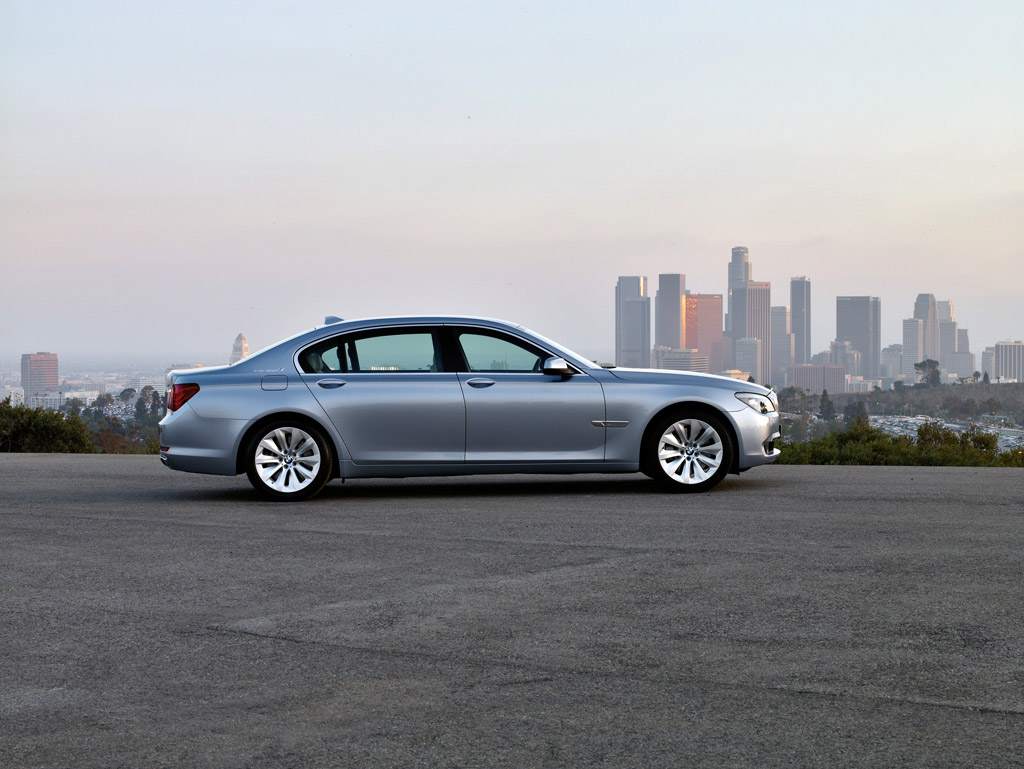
657 418 725 485
253 426 322 493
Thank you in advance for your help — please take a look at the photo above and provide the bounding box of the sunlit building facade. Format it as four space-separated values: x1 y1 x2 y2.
615 276 650 367
21 352 58 398
683 293 724 373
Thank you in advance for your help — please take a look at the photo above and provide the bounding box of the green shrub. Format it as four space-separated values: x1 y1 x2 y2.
0 398 93 453
777 418 1022 467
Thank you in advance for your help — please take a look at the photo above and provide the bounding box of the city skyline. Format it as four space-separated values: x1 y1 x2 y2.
612 248 1021 388
1 2 1021 364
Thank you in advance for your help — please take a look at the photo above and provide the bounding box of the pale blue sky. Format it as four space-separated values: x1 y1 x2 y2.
2 1 1021 365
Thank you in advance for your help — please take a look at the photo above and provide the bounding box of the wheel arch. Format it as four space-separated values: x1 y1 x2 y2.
235 411 342 478
639 401 741 475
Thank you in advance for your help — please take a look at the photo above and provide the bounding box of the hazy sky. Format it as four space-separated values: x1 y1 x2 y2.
2 1 1022 368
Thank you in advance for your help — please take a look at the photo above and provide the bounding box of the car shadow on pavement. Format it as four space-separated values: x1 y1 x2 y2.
159 471 787 503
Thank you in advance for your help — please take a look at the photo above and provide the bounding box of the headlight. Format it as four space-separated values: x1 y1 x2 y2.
735 392 776 415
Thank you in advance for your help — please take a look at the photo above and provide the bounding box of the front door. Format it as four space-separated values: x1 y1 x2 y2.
450 327 606 462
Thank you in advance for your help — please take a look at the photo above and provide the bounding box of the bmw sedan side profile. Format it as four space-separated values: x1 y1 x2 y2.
159 316 780 500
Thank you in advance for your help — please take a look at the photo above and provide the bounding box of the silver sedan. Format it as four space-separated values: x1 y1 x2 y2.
159 316 780 500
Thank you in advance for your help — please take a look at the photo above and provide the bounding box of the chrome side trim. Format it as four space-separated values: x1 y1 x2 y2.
591 420 629 428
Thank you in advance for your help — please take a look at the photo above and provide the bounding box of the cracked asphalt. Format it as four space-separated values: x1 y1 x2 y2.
2 454 1023 768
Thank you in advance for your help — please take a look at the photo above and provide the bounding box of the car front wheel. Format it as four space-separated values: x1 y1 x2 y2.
245 421 332 501
644 411 733 493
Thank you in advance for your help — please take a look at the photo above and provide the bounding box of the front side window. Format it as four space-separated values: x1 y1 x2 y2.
457 331 545 373
300 330 441 373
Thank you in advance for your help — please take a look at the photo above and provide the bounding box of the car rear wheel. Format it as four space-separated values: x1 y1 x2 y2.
644 411 733 493
245 421 332 501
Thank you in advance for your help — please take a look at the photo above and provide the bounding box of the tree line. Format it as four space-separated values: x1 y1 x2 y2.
1 389 164 454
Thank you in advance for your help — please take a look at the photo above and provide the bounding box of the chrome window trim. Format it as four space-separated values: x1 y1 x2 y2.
292 323 443 375
293 321 589 377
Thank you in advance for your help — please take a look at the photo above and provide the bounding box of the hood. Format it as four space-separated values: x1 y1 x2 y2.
607 367 774 395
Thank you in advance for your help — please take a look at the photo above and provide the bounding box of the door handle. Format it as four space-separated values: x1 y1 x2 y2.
466 378 495 388
316 379 346 389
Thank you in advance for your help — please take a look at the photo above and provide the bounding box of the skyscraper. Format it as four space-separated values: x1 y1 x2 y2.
790 277 811 365
230 333 250 364
994 341 1024 382
733 280 771 386
835 296 881 378
684 294 724 373
935 299 956 370
770 306 795 387
615 276 650 367
21 352 59 397
902 318 924 377
654 274 686 350
726 246 751 335
957 328 970 355
734 338 762 384
913 294 940 362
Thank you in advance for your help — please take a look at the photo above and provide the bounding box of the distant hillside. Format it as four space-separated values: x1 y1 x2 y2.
780 382 1024 426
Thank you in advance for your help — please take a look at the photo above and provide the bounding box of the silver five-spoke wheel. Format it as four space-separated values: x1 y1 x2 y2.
644 411 734 492
245 421 333 501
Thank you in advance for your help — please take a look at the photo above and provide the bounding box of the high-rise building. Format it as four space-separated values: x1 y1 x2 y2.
654 274 686 350
994 341 1024 382
734 338 762 384
935 299 957 373
835 296 881 378
683 293 724 373
945 351 976 379
981 347 996 379
615 276 650 367
790 277 812 365
957 328 970 355
21 352 58 397
770 306 795 387
786 364 847 394
828 340 862 378
902 318 924 376
732 281 771 386
880 344 903 380
726 247 751 335
913 294 940 362
230 333 251 364
937 300 955 324
651 347 709 373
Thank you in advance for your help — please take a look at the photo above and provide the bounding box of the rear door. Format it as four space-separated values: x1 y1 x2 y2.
298 326 465 464
449 326 606 462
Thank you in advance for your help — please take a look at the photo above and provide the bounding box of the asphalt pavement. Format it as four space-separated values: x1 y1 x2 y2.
2 455 1023 768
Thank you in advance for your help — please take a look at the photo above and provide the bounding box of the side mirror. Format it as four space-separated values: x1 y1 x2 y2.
542 357 574 377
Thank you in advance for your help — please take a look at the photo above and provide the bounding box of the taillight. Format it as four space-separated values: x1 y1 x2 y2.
167 383 200 412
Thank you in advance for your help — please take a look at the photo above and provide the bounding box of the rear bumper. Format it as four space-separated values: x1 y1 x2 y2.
158 406 244 476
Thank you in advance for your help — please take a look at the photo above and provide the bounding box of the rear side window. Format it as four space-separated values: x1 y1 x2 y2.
300 330 442 374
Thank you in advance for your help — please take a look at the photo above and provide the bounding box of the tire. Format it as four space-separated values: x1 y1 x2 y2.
643 410 734 493
245 420 333 501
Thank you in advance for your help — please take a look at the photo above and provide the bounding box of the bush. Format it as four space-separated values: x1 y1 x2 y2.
777 418 1024 467
0 398 93 453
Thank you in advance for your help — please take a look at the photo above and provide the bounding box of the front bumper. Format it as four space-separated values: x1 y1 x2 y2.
732 407 782 470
